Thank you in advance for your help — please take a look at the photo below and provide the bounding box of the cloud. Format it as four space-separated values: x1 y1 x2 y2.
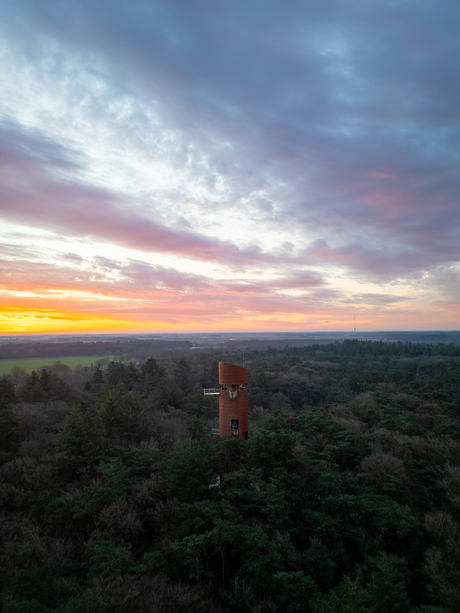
62 252 84 263
303 238 456 281
0 120 80 170
1 1 459 330
0 244 325 300
1 242 457 332
0 122 278 265
2 118 456 281
339 293 411 306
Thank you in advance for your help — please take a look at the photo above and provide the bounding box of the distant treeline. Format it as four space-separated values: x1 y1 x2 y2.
258 339 460 359
0 339 193 360
2 337 460 363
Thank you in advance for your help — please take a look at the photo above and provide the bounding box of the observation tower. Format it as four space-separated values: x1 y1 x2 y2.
203 362 248 440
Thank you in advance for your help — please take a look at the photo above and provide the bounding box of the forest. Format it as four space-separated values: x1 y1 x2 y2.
0 339 193 360
1 339 460 612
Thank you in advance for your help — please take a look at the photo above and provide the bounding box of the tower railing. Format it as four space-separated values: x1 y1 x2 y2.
203 388 220 396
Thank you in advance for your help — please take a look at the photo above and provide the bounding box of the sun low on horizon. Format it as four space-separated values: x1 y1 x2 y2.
1 1 459 335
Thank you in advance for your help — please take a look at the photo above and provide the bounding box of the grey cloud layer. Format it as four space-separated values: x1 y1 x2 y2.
1 0 459 293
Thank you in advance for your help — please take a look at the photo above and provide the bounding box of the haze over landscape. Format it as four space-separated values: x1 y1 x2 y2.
1 0 459 334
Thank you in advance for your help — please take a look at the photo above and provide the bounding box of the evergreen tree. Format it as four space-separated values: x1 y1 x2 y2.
0 397 22 456
0 376 16 403
163 439 219 503
53 401 106 478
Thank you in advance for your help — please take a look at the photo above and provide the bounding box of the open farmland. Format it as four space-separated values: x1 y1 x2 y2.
0 355 112 375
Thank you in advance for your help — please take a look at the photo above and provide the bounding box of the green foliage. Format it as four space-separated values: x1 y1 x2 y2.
360 552 411 613
382 474 412 505
422 511 460 611
272 571 318 612
97 389 145 442
175 358 192 394
140 356 164 389
2 568 77 613
0 375 16 402
302 538 337 589
309 459 342 498
113 445 161 479
312 575 370 613
148 379 185 412
128 551 165 575
410 604 447 613
84 539 132 577
2 342 460 612
239 524 285 587
0 398 22 455
8 568 53 605
246 415 297 478
320 432 371 470
2 597 76 613
163 439 218 503
324 492 420 540
53 402 106 478
104 361 138 388
73 458 135 518
19 371 42 402
172 499 242 583
19 370 71 403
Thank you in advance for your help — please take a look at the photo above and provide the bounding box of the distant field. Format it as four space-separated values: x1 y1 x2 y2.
0 356 113 375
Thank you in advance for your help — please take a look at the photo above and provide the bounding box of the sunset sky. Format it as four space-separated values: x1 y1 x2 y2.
1 0 459 334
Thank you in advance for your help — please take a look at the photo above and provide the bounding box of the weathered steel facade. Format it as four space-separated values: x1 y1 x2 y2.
218 362 248 440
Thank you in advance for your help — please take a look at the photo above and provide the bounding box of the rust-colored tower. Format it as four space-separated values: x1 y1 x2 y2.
218 362 248 440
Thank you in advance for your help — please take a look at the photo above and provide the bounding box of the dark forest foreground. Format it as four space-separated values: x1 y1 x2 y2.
1 340 460 612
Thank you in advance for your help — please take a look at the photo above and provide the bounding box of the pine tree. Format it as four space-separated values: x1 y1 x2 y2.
0 397 22 456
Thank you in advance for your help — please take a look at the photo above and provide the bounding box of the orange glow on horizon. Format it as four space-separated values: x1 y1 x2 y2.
0 306 168 334
0 304 458 335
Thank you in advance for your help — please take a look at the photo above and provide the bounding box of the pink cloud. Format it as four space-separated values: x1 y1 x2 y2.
0 127 280 266
367 171 396 179
0 247 326 301
360 192 404 211
308 239 349 261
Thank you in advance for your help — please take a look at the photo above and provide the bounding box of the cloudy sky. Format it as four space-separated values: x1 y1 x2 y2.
1 0 459 334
